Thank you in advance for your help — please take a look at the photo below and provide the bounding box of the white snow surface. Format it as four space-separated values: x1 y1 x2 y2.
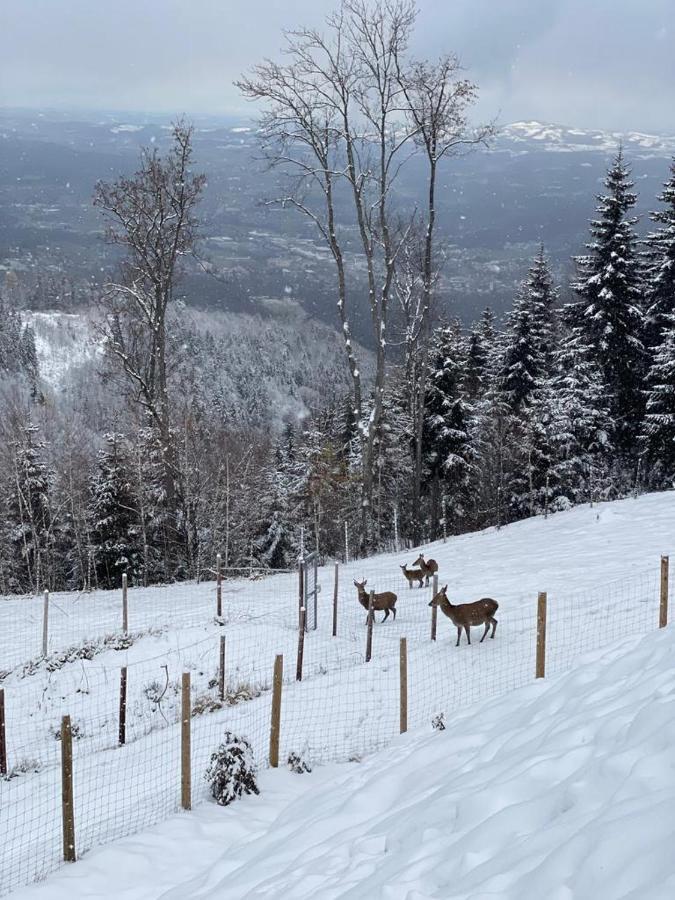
12 612 675 899
3 491 675 898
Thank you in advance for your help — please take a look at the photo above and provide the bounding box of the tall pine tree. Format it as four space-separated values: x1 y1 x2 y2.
569 147 646 452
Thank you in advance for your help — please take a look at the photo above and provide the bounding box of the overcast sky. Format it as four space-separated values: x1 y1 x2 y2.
1 0 674 132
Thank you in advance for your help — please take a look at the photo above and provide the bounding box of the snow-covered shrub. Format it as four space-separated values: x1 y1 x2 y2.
205 732 259 806
431 713 446 731
287 751 312 774
51 719 84 741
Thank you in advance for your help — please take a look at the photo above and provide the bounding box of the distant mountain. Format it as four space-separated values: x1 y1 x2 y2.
2 109 674 336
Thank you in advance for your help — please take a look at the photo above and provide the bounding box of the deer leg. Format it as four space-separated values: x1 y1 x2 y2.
480 621 490 642
465 625 471 645
456 626 461 647
490 617 497 639
392 606 397 620
382 608 389 623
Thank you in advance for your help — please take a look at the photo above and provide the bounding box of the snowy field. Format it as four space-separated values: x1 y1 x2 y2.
1 491 674 896
12 623 675 900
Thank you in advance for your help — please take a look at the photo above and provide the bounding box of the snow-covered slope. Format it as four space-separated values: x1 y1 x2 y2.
12 616 675 899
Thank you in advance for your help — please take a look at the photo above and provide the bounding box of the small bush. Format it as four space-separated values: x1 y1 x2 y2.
287 751 312 774
205 732 259 806
51 719 84 741
431 713 446 731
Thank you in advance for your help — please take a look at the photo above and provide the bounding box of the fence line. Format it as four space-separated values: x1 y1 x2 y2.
0 557 672 896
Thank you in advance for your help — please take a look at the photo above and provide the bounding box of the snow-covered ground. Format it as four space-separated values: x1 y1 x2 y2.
2 492 674 896
10 610 675 899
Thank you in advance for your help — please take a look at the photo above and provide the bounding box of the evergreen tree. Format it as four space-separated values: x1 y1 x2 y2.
569 148 646 451
642 315 675 483
89 433 141 588
6 423 54 592
643 159 675 350
422 324 474 536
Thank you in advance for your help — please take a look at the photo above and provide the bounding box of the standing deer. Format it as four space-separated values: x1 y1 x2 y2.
429 585 498 646
400 564 425 588
353 580 397 623
413 554 438 587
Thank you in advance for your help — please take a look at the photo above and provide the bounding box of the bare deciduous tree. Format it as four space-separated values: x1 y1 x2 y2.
93 122 205 563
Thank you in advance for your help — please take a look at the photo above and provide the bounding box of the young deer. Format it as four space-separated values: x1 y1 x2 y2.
353 580 397 623
429 585 498 647
413 554 438 587
400 564 425 589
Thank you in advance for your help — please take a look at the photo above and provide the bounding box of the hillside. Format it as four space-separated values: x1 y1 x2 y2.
2 491 674 897
11 601 675 897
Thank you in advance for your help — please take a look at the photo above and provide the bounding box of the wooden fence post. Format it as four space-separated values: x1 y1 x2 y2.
42 590 49 657
536 592 547 679
296 607 306 681
219 635 226 701
0 688 7 776
181 672 191 810
118 667 127 745
430 574 438 642
660 555 669 629
269 655 283 768
298 563 305 631
122 573 128 634
61 715 76 862
332 562 339 637
365 590 374 662
216 553 222 619
399 638 408 734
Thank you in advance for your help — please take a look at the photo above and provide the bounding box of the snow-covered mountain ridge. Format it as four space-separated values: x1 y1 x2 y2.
500 120 675 156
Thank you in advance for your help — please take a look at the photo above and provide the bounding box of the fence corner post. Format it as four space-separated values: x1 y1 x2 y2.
332 562 339 637
219 635 226 701
431 574 438 641
660 555 669 629
269 654 283 768
536 591 547 679
61 715 76 862
365 590 374 662
118 667 127 746
296 607 306 681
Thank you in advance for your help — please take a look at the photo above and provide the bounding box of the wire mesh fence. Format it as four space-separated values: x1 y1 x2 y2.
0 555 671 896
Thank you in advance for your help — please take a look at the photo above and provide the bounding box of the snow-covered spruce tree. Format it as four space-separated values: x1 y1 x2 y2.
500 248 558 417
569 147 646 453
6 423 54 593
643 159 675 351
252 432 300 569
89 432 141 589
642 315 675 485
422 323 474 537
205 733 259 806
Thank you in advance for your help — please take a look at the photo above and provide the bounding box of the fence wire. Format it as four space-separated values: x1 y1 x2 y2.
0 559 671 896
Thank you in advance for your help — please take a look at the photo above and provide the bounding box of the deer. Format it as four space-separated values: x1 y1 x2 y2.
429 585 498 647
413 553 438 587
353 580 397 623
400 564 425 589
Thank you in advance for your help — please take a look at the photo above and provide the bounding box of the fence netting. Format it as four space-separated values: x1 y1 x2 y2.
0 560 670 896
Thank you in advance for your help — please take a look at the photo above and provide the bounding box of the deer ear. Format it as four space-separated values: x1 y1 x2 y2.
442 585 448 593
364 579 367 586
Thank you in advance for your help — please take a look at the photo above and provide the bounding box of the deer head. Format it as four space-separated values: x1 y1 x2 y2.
414 554 425 567
354 579 367 592
429 585 448 607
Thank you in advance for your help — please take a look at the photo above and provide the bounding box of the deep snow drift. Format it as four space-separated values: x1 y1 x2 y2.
12 619 675 899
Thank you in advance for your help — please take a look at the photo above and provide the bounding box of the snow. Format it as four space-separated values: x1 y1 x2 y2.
10 599 675 899
2 491 675 897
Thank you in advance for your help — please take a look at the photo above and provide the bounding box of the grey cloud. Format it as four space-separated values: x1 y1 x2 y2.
0 0 673 132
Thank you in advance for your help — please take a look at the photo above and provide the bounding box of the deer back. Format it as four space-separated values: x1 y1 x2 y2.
445 597 498 627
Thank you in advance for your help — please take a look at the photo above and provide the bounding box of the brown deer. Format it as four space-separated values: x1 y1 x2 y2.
429 585 498 647
413 553 438 587
400 564 425 589
353 580 397 623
